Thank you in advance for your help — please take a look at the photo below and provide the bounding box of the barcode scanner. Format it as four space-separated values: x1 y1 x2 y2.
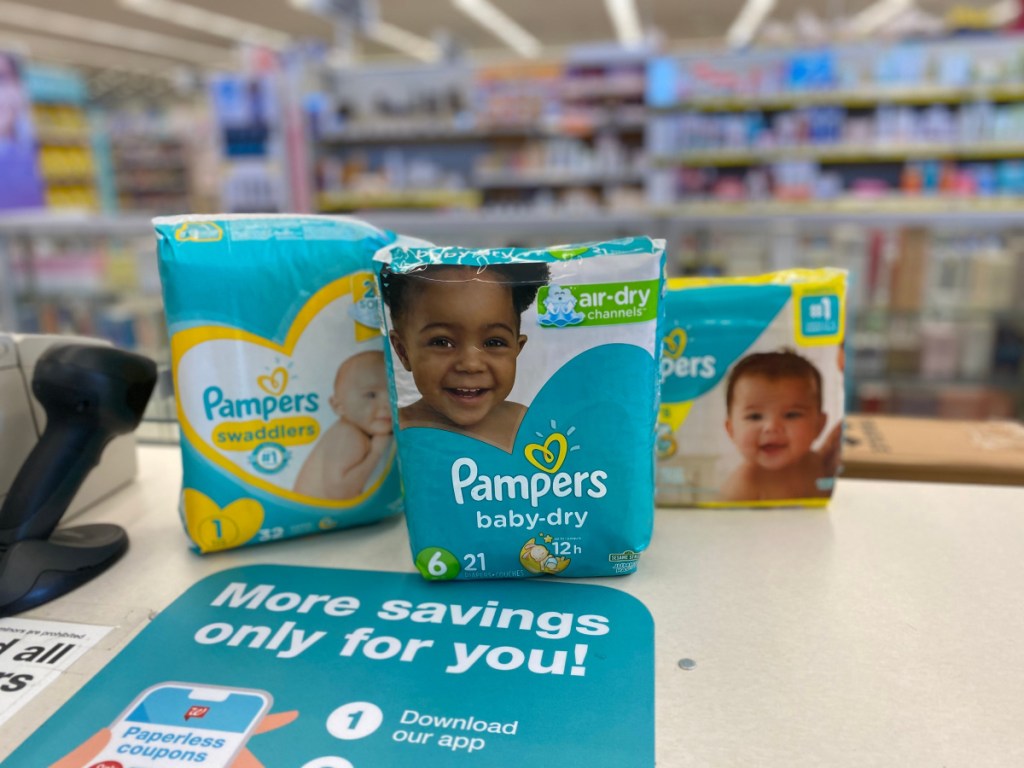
0 344 157 616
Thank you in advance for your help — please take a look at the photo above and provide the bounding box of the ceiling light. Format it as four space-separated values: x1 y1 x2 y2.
120 0 291 50
726 0 777 48
0 1 229 65
451 0 541 58
367 22 442 62
289 0 438 64
847 0 914 35
604 0 644 47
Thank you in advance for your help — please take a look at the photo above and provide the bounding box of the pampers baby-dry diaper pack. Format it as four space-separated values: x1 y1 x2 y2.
657 268 847 508
156 214 411 552
375 237 666 580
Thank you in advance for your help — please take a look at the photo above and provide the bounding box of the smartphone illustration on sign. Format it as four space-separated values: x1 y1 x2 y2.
83 682 272 768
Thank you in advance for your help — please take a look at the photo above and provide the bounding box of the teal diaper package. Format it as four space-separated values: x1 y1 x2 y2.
155 214 411 552
657 269 847 508
375 237 666 580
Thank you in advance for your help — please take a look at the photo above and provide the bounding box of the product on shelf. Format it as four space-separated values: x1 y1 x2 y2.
210 69 305 213
25 66 100 211
321 63 473 138
473 62 562 131
312 52 649 216
4 230 168 360
316 147 477 212
104 109 196 214
0 51 46 211
647 38 1024 208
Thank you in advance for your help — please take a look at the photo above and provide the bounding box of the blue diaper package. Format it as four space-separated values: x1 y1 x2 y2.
155 214 416 552
657 268 847 507
375 237 666 580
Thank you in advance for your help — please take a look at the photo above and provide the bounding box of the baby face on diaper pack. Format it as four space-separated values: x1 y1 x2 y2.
293 349 394 500
383 262 548 451
156 215 408 552
657 268 846 508
721 350 829 500
376 238 666 580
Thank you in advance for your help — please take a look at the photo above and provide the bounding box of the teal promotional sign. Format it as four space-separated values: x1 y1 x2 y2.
5 566 654 767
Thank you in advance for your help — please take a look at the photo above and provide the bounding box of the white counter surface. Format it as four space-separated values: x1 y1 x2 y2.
4 445 1024 766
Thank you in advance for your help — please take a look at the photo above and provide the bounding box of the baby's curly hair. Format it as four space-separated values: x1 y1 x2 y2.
380 262 551 326
725 350 823 411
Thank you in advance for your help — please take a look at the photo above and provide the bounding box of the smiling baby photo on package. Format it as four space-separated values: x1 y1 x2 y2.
376 238 666 580
381 260 550 451
657 268 846 508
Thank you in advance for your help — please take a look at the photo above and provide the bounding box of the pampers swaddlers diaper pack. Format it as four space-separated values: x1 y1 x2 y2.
657 268 847 508
375 237 666 580
156 215 409 552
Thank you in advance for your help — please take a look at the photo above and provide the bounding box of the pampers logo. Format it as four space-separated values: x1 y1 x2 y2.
660 328 716 382
202 368 320 420
450 455 607 510
453 427 608 576
201 364 321 474
451 425 605 521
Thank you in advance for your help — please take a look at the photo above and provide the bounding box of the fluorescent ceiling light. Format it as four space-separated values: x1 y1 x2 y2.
367 22 441 62
726 0 777 47
120 0 291 50
847 0 914 35
0 1 229 64
604 0 644 46
288 0 439 63
451 0 541 58
0 29 179 79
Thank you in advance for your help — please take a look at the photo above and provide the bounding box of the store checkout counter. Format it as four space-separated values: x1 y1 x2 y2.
3 444 1024 766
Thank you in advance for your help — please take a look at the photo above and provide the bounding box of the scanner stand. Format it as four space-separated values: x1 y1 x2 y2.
0 342 156 617
0 524 128 617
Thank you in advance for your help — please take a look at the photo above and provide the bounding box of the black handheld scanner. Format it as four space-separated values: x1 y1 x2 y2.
0 344 157 544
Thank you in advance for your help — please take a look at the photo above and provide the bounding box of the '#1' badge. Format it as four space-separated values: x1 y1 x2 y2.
249 442 290 474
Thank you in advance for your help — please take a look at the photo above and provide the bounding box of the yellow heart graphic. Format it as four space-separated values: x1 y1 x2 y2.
525 433 568 474
663 328 688 359
257 367 288 396
172 275 391 509
183 489 265 553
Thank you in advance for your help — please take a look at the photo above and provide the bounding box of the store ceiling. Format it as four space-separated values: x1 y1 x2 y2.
0 0 990 77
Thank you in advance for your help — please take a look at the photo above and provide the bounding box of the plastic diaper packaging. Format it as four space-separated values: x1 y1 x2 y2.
155 214 420 553
375 237 666 580
657 268 847 508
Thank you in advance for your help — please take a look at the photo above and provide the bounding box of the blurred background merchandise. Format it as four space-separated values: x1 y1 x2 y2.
3 0 1024 435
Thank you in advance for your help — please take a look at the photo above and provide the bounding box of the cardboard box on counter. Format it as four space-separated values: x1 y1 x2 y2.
842 414 1024 486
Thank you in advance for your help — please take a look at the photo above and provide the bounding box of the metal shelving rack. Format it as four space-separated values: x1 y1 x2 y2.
2 208 1023 422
